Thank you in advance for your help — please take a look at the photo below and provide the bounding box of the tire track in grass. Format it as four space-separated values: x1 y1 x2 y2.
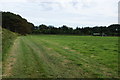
22 36 71 78
3 35 118 78
10 37 48 78
27 36 100 78
3 36 70 78
2 37 20 78
26 36 95 78
20 36 59 78
34 36 118 78
24 36 87 78
22 37 48 78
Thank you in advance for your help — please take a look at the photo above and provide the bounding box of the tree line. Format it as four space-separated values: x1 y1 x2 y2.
2 12 120 36
33 24 119 36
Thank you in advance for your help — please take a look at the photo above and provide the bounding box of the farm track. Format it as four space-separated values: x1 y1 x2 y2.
2 35 119 78
2 38 20 77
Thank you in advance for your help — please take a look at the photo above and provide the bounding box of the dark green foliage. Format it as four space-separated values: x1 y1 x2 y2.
33 24 120 36
107 24 120 36
2 12 34 35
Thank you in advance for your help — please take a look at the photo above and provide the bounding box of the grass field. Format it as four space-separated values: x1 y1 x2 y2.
2 35 119 78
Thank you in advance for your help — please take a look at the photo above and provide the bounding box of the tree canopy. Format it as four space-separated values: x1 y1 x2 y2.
2 12 34 35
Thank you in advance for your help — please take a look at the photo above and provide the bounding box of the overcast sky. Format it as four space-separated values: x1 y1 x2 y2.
0 0 119 28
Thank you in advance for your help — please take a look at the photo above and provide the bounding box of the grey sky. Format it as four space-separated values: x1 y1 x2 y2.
0 0 119 28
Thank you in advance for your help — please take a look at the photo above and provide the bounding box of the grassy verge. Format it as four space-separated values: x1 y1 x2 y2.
2 28 18 61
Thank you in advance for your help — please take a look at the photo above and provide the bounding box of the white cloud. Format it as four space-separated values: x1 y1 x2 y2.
0 0 27 2
0 0 119 27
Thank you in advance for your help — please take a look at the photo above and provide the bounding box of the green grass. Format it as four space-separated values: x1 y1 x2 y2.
2 28 18 61
3 35 119 78
0 27 2 79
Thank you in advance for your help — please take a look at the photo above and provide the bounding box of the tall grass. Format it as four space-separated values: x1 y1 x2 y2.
2 28 18 61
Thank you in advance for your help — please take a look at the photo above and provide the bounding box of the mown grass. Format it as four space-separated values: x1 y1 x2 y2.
3 35 119 78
